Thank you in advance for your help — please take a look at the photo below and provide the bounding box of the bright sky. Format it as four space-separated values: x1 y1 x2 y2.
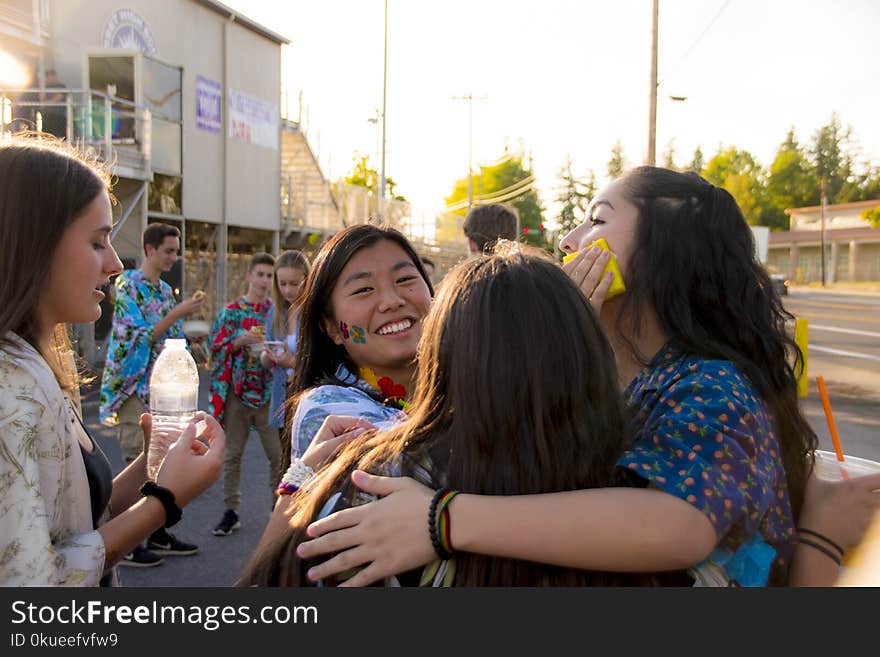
226 0 880 229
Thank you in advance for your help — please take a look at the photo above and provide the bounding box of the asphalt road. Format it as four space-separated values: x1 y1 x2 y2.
782 289 880 463
81 288 880 586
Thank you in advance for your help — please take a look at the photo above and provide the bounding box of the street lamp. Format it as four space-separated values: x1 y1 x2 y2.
378 0 388 222
452 93 486 209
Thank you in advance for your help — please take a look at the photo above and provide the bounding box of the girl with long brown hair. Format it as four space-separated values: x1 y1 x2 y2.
0 136 224 586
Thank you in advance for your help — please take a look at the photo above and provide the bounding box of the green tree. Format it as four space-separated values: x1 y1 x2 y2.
554 157 594 235
703 146 772 227
856 165 880 201
662 139 678 170
809 113 855 204
765 129 820 230
607 139 626 179
689 146 705 174
445 150 546 247
862 204 880 228
344 153 406 201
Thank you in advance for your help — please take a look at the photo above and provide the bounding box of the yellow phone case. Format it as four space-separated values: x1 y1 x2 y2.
562 238 626 300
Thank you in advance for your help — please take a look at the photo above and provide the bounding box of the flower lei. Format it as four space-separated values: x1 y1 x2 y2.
357 367 411 412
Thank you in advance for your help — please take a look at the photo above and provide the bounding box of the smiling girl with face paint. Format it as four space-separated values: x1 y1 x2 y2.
250 226 432 559
258 224 433 501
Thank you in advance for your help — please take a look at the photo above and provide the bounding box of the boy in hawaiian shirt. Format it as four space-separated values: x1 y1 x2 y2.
99 222 204 566
209 253 279 536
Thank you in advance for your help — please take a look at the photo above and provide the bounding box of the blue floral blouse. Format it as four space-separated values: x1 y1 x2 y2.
618 342 796 586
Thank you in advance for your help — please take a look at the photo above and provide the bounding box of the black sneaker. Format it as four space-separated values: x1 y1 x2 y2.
212 509 240 536
120 545 164 568
148 528 199 556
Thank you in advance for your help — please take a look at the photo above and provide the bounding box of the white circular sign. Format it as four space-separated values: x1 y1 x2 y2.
102 8 158 56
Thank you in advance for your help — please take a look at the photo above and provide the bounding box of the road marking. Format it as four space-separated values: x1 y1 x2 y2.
786 309 880 325
788 299 880 312
809 344 880 362
810 324 880 339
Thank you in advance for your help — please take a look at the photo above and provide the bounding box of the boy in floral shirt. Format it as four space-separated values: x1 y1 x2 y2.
209 253 279 536
99 222 204 566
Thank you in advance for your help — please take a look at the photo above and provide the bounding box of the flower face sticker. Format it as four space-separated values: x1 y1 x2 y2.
351 325 366 344
339 321 350 340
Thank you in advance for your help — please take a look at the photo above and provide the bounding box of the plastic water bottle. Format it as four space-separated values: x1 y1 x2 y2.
147 338 199 481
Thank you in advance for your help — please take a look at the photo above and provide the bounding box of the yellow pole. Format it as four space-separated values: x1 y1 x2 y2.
794 318 809 398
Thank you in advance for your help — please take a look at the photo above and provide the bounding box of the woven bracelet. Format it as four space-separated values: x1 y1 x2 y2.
436 490 461 557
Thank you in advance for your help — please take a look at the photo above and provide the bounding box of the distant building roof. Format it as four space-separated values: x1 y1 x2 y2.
784 198 880 232
195 0 290 45
785 199 880 216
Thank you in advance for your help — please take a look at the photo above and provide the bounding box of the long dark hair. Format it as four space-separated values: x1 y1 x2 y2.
243 244 633 586
0 136 110 390
615 166 816 521
270 249 311 339
279 225 434 474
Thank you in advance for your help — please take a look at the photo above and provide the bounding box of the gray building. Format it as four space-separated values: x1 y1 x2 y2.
2 0 290 360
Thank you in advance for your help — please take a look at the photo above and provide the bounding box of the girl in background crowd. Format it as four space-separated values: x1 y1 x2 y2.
261 250 311 461
0 136 224 586
296 167 875 587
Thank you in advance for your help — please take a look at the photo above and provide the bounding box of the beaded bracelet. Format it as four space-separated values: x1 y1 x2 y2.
275 458 316 496
428 488 451 560
797 528 844 560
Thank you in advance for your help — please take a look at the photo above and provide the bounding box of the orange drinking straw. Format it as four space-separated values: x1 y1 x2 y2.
816 375 846 463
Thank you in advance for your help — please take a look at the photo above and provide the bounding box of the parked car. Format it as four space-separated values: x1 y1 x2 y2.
770 273 790 296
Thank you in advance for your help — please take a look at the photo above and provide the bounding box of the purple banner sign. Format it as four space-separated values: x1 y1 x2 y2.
196 75 221 134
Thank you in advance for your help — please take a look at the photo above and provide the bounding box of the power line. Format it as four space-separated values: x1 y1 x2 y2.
679 0 733 63
658 0 733 91
444 175 536 212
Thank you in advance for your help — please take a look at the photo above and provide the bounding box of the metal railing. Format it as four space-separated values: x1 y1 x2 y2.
0 87 151 175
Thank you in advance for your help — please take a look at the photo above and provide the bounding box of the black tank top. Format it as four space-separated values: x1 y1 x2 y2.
78 427 113 529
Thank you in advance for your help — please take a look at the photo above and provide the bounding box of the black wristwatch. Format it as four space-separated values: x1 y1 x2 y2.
140 481 183 528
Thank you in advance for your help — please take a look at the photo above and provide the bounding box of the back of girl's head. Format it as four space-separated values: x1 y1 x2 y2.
279 225 433 470
0 136 109 352
410 241 626 497
618 165 816 521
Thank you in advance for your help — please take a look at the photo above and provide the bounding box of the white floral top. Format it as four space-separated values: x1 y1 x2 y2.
0 333 108 586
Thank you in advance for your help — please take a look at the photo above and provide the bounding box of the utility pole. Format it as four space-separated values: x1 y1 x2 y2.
647 0 659 166
452 93 486 209
378 0 388 222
